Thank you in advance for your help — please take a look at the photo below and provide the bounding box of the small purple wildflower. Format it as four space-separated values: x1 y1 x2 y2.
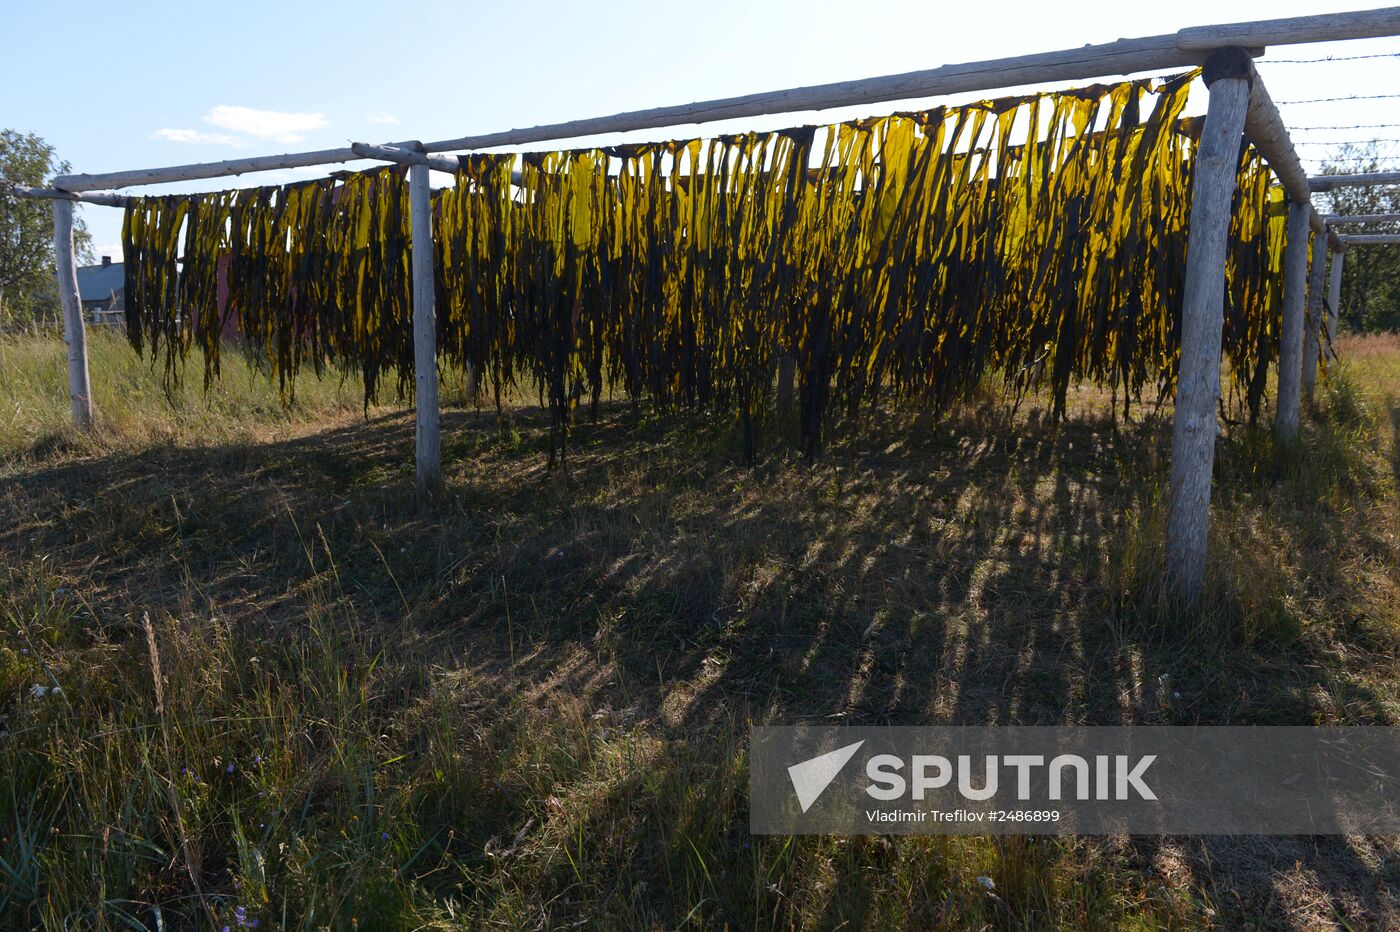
381 832 390 841
226 762 236 774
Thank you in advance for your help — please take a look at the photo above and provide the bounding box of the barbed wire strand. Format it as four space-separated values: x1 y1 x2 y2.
1264 51 1400 63
1293 139 1400 146
1302 158 1400 166
1279 94 1400 104
1294 123 1400 130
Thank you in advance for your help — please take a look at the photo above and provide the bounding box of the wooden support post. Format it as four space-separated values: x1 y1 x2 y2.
1327 248 1345 359
1275 203 1310 444
1302 234 1328 400
408 157 441 500
52 200 93 430
1164 47 1252 604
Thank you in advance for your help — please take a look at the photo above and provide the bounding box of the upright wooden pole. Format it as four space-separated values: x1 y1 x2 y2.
52 200 93 431
1302 237 1328 400
1326 247 1345 359
1164 48 1252 604
408 157 441 500
1275 203 1310 444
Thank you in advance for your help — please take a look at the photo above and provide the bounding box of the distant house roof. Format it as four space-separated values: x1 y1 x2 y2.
76 259 123 303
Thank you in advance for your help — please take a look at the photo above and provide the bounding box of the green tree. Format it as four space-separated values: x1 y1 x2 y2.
1315 142 1400 332
0 129 92 329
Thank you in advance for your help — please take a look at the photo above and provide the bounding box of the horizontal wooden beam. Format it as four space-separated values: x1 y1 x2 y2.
418 8 1400 154
349 142 459 173
419 35 1204 154
1229 59 1344 248
1322 212 1400 224
1309 171 1400 191
48 8 1400 192
1339 233 1400 244
54 146 365 193
54 141 461 193
1177 6 1400 50
1243 72 1310 204
8 184 130 207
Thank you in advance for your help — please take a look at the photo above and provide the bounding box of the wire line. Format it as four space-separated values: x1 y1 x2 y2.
1294 122 1400 130
1280 94 1400 104
1293 139 1400 146
1264 52 1400 63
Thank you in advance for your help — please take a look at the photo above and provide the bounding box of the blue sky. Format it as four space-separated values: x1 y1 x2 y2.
4 0 1398 260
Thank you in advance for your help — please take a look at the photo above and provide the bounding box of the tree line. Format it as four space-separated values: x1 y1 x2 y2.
1317 142 1400 332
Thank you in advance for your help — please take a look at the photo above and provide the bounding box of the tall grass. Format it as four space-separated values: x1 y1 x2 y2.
0 329 365 457
1 557 1190 929
1 331 1397 928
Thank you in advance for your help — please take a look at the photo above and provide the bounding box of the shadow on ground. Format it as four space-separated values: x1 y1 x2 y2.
2 394 1396 927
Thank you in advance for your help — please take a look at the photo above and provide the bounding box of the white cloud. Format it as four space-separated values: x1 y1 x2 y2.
152 128 250 147
366 111 399 125
203 105 329 144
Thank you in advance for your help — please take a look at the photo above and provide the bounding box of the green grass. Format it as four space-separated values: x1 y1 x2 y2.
0 329 374 456
1 329 1397 929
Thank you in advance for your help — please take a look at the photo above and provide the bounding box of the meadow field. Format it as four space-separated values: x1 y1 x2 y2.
1 329 1397 930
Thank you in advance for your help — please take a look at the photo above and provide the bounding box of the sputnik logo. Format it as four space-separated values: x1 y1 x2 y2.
787 740 865 812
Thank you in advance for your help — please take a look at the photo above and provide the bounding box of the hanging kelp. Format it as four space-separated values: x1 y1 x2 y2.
122 194 189 388
125 70 1287 461
123 166 412 405
1223 163 1287 423
435 154 518 410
